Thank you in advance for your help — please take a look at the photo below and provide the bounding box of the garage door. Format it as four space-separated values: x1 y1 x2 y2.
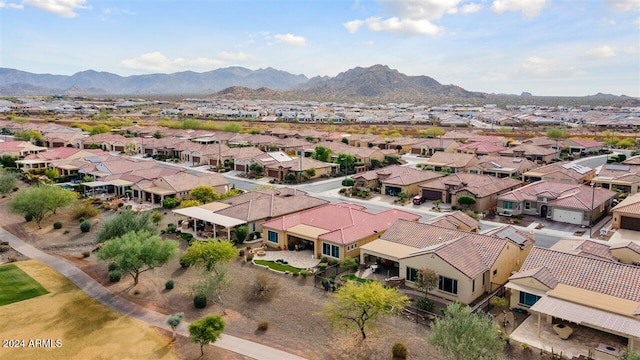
620 216 640 231
552 208 583 225
235 164 246 172
422 189 442 200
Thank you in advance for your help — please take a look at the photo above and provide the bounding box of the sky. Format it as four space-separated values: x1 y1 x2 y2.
0 0 639 97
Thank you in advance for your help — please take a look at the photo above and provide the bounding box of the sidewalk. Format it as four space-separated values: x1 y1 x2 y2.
1 226 306 360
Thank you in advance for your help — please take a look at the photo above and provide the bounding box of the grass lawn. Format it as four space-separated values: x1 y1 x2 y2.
0 260 179 360
253 259 303 274
0 263 49 306
341 273 375 284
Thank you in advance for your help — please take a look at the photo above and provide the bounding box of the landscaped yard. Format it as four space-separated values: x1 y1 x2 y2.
253 259 303 274
0 263 49 306
341 273 376 284
0 260 180 360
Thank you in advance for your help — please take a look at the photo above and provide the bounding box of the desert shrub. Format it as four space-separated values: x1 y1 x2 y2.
165 279 174 290
320 257 328 263
244 273 281 303
246 254 253 262
179 255 190 268
300 270 309 278
108 262 118 271
25 213 33 222
8 256 18 262
292 272 299 277
193 294 207 308
257 321 269 332
0 241 8 245
53 221 62 229
417 297 435 312
239 249 245 257
328 259 338 266
80 220 91 232
82 251 91 258
317 263 328 270
78 217 85 223
108 270 121 282
72 200 100 219
341 178 355 186
392 343 409 360
0 244 9 253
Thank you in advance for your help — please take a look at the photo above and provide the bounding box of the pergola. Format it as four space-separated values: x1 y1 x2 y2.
172 206 246 240
82 181 112 196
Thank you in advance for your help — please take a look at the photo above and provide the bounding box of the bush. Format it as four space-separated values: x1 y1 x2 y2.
72 200 100 219
320 257 328 263
25 213 33 222
80 220 91 233
108 270 121 282
246 254 253 262
300 270 309 278
165 279 174 290
317 263 328 270
392 343 409 359
53 221 62 229
78 217 85 223
108 263 118 272
193 294 207 308
82 251 91 258
179 255 190 268
341 178 355 186
244 273 281 303
257 321 269 332
416 297 435 312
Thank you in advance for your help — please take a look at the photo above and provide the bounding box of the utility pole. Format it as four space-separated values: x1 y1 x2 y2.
589 182 595 238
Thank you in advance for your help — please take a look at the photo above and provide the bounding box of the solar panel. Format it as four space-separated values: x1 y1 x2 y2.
605 164 630 171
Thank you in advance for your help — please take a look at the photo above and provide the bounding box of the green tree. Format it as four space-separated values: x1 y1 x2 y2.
189 185 219 204
189 315 225 356
180 240 237 274
616 138 636 149
9 186 76 228
304 168 316 178
13 129 42 142
312 146 332 162
97 231 178 286
336 153 356 174
414 268 438 297
179 199 202 208
151 211 163 226
0 172 17 195
166 312 184 341
222 122 242 133
546 127 566 157
96 209 157 243
321 281 409 340
234 225 248 244
457 196 477 208
428 302 503 360
0 155 17 168
191 268 231 314
90 124 111 135
44 168 59 181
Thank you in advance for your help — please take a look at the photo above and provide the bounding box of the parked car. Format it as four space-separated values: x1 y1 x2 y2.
412 195 425 205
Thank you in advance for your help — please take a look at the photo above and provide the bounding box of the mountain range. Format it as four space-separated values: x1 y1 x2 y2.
0 65 636 106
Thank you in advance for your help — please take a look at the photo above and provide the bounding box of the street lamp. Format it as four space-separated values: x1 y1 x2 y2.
589 182 595 238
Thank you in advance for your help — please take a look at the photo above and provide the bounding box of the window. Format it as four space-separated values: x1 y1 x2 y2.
267 230 278 244
472 279 475 293
519 292 541 307
503 201 514 210
524 202 531 210
493 269 498 276
322 243 340 259
438 276 458 295
406 267 419 282
347 243 358 251
482 273 486 285
252 223 256 232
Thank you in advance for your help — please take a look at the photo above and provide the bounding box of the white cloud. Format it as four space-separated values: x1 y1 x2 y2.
0 2 24 9
273 33 306 46
460 3 483 14
217 51 254 61
120 52 224 72
586 45 618 58
605 0 640 12
355 16 444 35
381 0 462 20
344 19 365 34
518 56 585 78
23 0 89 18
491 0 549 18
520 56 556 75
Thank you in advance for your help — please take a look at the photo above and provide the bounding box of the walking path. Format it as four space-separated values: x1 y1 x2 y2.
1 226 306 360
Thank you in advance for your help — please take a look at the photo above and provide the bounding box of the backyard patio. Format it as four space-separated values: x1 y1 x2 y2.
510 315 627 360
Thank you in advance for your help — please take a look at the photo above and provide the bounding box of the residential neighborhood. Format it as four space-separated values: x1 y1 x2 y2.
1 96 640 360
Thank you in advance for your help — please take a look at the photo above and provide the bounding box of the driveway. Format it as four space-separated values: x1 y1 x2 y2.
1 227 306 360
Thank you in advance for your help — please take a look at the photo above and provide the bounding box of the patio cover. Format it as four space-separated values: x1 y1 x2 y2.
504 282 548 297
108 179 134 186
145 186 175 196
82 181 112 188
172 207 245 228
530 296 640 338
359 239 417 262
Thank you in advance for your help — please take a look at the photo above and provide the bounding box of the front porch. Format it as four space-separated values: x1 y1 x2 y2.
510 315 627 360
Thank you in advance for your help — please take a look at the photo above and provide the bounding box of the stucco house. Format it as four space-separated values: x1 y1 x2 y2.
591 163 640 195
351 165 443 197
410 138 461 156
261 203 420 261
506 246 640 354
359 220 532 304
611 192 640 231
497 180 616 226
422 152 479 173
523 161 595 185
467 155 536 179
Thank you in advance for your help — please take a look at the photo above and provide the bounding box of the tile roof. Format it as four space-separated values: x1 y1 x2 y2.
472 155 535 172
612 192 640 215
484 225 534 247
523 161 595 180
498 180 616 210
516 247 640 301
262 203 420 245
508 267 558 289
419 173 522 198
425 152 479 168
550 240 616 261
499 144 557 156
354 165 443 186
426 210 480 230
456 141 507 153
